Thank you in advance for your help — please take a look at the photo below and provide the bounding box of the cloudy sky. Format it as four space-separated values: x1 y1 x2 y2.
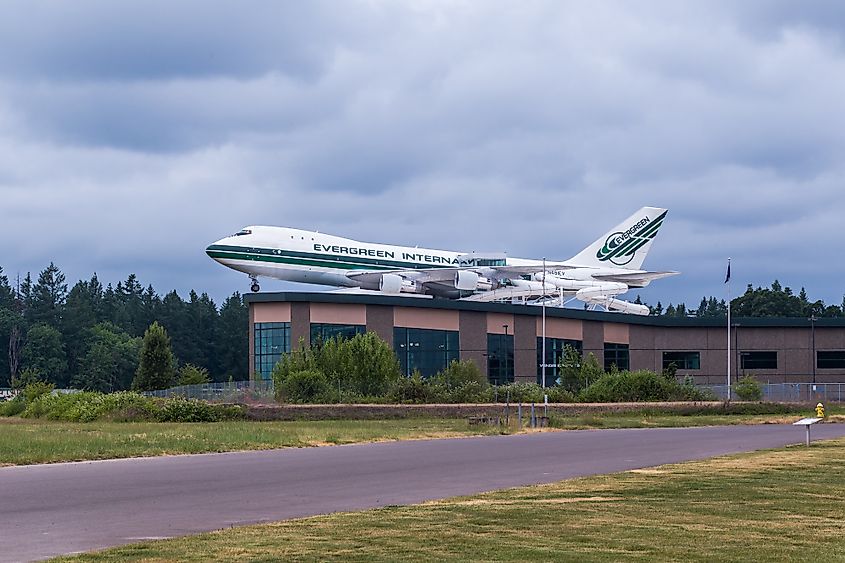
2 1 844 309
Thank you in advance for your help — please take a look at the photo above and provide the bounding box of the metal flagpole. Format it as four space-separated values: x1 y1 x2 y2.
726 258 731 399
542 257 547 389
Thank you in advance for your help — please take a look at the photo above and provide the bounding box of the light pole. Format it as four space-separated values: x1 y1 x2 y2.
503 324 509 384
542 257 547 389
810 314 817 386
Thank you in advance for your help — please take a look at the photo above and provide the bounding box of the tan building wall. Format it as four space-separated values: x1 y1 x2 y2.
246 296 845 384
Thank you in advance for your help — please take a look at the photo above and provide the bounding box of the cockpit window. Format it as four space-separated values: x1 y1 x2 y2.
233 229 252 236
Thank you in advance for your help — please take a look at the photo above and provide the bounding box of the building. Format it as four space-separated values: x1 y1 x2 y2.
245 292 845 384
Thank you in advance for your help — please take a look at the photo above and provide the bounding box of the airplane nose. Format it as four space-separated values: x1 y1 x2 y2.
206 239 226 261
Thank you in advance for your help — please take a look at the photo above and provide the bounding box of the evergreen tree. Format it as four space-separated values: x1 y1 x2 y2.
21 323 68 386
215 293 248 381
178 364 211 385
115 274 145 336
158 290 186 364
62 275 104 383
0 267 14 310
132 322 176 391
29 263 68 327
74 323 141 392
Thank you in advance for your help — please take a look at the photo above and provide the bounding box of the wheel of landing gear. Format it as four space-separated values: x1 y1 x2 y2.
251 283 260 293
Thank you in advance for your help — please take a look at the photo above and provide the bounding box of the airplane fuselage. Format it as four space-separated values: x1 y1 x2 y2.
207 207 674 315
207 226 636 290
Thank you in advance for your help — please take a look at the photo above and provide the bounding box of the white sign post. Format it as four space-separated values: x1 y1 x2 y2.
793 417 822 446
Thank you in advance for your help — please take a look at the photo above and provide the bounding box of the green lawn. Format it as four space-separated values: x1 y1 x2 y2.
55 437 845 562
2 408 839 466
0 418 503 466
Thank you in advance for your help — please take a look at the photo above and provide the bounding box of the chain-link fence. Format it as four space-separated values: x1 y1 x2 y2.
142 380 845 405
143 380 275 404
700 382 845 403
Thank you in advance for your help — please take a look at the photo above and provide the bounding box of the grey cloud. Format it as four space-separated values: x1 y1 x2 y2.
2 1 845 307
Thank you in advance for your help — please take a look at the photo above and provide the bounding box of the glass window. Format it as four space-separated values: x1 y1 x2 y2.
393 328 460 377
254 322 290 380
662 351 701 370
817 351 845 369
740 351 777 370
487 333 514 385
310 323 365 347
537 338 582 385
604 343 629 371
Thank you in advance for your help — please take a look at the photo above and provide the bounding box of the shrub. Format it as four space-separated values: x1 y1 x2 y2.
580 370 674 403
433 360 486 388
0 398 25 416
386 371 440 404
499 382 546 403
155 397 220 422
578 369 716 403
22 381 55 404
273 332 401 402
735 375 763 401
545 386 576 403
277 369 332 404
23 391 155 422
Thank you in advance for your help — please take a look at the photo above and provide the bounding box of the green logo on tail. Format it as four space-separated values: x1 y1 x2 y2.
596 211 666 266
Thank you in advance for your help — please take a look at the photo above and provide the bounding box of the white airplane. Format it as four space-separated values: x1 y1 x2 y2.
206 207 678 315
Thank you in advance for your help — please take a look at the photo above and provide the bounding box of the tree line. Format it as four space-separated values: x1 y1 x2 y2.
0 264 248 391
641 280 845 318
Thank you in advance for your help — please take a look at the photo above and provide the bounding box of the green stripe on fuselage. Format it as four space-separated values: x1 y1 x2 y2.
206 245 453 271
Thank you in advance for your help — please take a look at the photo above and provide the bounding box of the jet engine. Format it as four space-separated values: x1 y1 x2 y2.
455 270 495 291
379 274 404 294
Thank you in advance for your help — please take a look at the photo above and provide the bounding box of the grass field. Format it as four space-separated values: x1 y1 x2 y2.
55 436 845 562
0 418 503 466
2 407 840 466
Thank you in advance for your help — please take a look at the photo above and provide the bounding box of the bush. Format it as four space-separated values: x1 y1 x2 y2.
579 370 713 403
273 333 401 402
277 369 332 404
386 371 440 404
154 397 221 422
546 386 576 403
499 382 546 403
433 360 486 387
23 391 156 422
22 381 55 404
0 398 26 416
734 375 763 401
16 390 244 422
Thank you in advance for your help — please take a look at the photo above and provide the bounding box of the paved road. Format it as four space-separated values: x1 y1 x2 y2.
3 424 845 562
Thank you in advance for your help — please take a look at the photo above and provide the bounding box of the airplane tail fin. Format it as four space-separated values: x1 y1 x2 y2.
568 207 668 270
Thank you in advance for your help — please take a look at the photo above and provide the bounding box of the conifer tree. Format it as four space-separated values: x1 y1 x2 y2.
132 321 176 391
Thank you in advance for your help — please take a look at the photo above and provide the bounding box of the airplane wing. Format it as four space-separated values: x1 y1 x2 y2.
346 268 460 286
346 263 576 286
591 270 679 287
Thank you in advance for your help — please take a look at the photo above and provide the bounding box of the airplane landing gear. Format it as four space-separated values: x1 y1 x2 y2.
250 277 260 293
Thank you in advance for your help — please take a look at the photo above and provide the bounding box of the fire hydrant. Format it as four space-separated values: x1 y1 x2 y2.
816 403 825 418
